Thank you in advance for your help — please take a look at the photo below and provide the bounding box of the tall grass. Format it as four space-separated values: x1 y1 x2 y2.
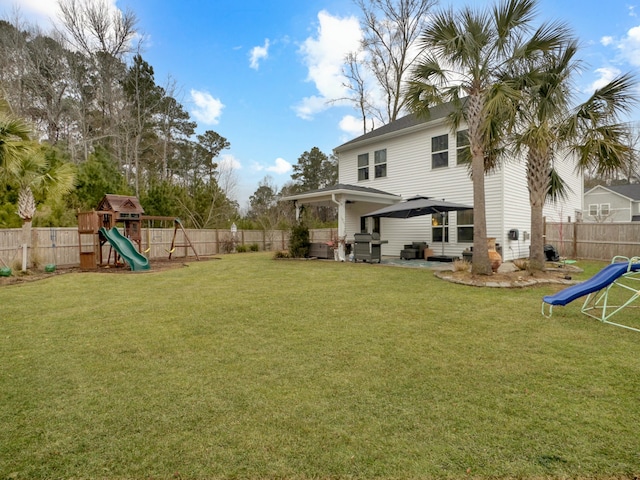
1 254 639 479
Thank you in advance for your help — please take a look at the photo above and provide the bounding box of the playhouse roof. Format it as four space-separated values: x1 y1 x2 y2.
97 194 145 214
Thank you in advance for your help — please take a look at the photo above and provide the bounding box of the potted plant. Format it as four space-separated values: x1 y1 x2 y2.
328 231 346 261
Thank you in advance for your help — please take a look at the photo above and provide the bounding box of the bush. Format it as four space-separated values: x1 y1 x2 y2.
273 250 290 259
452 259 471 272
236 244 248 253
513 258 530 271
289 224 310 258
219 235 235 254
249 243 259 252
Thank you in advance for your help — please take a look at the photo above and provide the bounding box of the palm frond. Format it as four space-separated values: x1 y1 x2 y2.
546 166 572 203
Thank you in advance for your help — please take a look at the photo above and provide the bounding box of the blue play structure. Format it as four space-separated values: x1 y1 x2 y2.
542 256 640 332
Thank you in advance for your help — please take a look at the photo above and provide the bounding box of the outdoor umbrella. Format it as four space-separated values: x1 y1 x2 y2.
364 196 473 257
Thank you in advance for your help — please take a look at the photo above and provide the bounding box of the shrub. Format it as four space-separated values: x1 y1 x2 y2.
273 250 290 259
452 259 471 272
219 235 235 254
236 244 249 253
249 243 259 252
513 258 530 271
289 224 310 258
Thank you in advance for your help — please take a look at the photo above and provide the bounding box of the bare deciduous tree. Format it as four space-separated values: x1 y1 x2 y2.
347 0 436 129
57 0 138 154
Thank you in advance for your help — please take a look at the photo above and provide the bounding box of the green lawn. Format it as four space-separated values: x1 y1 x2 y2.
1 253 639 479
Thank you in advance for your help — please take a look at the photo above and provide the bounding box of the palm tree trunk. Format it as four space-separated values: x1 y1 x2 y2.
468 94 492 275
527 151 550 271
18 186 36 272
21 219 32 272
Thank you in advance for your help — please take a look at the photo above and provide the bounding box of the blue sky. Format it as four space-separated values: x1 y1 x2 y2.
2 0 640 210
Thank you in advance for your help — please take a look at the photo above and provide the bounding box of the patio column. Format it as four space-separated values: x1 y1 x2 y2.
332 194 347 261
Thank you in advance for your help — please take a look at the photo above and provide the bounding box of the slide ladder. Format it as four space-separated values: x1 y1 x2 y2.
542 256 640 332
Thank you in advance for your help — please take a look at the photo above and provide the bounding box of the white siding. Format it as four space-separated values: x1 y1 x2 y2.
583 187 631 222
337 119 583 261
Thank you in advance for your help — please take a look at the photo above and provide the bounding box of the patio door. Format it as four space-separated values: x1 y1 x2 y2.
432 212 449 243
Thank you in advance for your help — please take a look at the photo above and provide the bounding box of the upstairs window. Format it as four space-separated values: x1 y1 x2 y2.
431 134 448 169
358 153 369 181
374 149 387 178
456 129 471 165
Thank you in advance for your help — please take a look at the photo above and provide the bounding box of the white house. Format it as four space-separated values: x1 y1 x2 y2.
283 103 583 261
583 184 640 222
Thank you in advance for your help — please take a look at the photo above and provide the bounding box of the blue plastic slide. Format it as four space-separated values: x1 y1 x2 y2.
543 262 639 307
99 227 150 271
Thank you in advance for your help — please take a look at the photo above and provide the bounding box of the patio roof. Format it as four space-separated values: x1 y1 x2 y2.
279 183 401 207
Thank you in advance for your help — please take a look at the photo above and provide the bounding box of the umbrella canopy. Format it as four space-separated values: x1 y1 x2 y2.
364 196 472 218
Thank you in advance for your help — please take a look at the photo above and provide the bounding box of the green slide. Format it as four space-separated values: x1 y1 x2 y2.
99 227 150 271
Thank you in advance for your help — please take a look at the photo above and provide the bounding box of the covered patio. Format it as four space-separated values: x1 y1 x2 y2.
280 184 400 261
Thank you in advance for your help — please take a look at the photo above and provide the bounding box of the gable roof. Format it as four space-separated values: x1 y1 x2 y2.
586 184 640 201
97 194 145 214
280 183 400 206
334 101 462 153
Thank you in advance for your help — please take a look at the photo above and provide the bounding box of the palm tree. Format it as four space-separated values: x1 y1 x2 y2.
512 41 638 270
0 99 33 182
406 0 570 275
1 101 75 270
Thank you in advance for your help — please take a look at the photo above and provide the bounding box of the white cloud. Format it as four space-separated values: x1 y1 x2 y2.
618 25 640 66
629 5 637 17
190 89 224 125
0 0 60 29
266 157 292 174
251 158 292 175
249 39 270 70
586 66 622 92
339 114 365 137
0 0 120 31
601 36 614 46
219 153 242 171
294 95 331 120
294 10 362 119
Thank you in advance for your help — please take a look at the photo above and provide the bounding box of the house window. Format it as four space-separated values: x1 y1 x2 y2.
360 216 380 234
432 212 449 243
358 153 369 181
589 204 598 216
600 203 610 216
457 209 474 243
456 129 471 165
374 149 387 178
431 134 448 169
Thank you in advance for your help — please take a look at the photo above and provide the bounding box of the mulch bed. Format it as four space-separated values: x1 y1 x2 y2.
0 256 221 287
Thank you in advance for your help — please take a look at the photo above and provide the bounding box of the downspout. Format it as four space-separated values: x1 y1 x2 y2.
293 200 300 223
331 193 346 261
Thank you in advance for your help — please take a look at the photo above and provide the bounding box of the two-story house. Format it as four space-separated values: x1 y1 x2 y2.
283 103 583 261
583 184 640 222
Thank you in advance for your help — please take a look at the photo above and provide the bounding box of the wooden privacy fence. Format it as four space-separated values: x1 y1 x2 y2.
545 221 640 261
0 227 336 267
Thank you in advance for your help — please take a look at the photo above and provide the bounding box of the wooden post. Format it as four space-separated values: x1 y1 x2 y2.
573 221 578 259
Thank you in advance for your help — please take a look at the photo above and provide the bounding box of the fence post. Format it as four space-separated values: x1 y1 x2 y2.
573 222 578 259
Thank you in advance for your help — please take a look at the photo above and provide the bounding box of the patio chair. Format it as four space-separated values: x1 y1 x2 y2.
400 242 428 260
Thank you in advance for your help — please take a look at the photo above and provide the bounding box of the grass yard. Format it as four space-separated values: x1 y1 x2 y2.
1 253 639 479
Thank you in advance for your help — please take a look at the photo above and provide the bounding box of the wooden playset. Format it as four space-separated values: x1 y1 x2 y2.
77 194 198 270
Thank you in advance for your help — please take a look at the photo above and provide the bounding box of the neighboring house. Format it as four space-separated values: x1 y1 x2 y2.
282 103 583 261
583 184 640 222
